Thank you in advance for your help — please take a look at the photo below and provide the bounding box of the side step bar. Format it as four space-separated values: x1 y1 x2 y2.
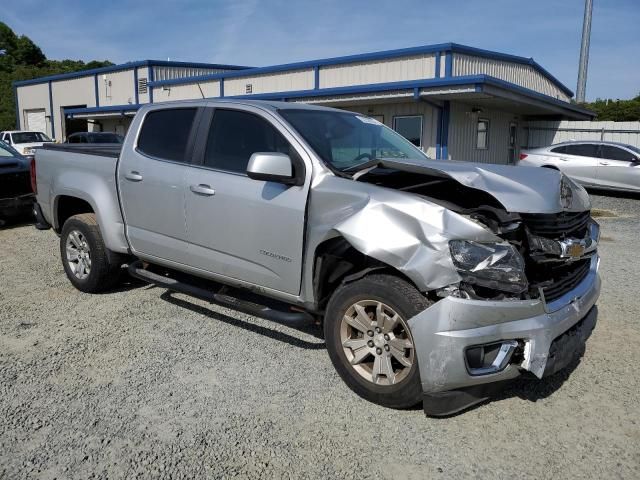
127 261 315 326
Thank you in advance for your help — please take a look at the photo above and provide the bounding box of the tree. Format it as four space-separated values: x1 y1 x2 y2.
582 94 640 122
0 22 113 131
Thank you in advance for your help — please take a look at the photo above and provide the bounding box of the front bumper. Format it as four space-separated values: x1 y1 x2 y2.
409 254 600 416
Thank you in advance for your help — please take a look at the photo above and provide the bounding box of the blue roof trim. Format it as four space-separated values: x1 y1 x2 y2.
60 75 593 119
146 42 573 98
13 42 573 98
12 60 251 87
64 104 142 117
449 43 574 97
225 75 592 118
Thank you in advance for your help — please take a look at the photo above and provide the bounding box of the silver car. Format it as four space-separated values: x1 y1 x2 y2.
519 141 640 192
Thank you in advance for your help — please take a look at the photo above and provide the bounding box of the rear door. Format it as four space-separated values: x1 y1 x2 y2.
117 107 201 264
183 106 310 295
553 143 599 185
598 145 640 191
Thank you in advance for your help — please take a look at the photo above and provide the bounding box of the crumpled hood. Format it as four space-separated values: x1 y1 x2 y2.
377 158 591 213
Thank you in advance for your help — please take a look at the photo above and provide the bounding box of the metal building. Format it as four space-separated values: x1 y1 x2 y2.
13 43 594 164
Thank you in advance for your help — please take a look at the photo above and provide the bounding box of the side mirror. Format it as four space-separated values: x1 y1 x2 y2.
247 152 298 185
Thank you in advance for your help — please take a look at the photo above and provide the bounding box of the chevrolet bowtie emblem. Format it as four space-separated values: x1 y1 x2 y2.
566 243 585 258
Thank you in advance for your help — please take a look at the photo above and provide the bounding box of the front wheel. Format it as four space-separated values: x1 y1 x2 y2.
324 274 431 409
60 213 122 293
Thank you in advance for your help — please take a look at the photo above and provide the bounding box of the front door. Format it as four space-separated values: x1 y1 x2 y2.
184 106 310 295
597 144 640 191
117 107 200 264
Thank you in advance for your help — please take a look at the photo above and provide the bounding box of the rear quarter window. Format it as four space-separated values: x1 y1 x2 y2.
137 108 198 162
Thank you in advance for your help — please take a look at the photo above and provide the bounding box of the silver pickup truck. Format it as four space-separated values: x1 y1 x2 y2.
33 99 600 416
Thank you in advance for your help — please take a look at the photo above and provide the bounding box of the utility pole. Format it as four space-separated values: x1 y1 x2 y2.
576 0 593 103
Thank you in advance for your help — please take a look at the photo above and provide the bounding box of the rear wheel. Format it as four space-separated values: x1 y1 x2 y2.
60 213 122 293
324 274 431 409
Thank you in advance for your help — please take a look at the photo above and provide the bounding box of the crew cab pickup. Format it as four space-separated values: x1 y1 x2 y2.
33 100 601 416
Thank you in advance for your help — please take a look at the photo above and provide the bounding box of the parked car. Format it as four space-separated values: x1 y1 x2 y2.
0 130 54 158
66 132 124 144
32 100 600 416
518 141 640 192
0 140 34 221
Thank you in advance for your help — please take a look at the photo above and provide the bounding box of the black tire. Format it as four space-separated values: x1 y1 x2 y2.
60 213 123 293
324 274 432 409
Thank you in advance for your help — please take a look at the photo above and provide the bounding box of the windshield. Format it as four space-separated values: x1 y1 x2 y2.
12 132 52 144
278 109 429 171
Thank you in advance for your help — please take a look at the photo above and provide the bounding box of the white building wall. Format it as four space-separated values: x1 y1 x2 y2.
51 77 96 141
16 83 52 136
453 54 571 101
224 69 314 96
152 80 220 102
342 101 440 159
447 102 519 164
98 69 136 106
319 54 437 88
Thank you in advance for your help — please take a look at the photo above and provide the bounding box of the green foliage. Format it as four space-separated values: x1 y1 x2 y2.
582 94 640 122
0 22 113 131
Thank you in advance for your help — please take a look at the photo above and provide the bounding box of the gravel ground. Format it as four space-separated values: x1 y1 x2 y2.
1 193 639 479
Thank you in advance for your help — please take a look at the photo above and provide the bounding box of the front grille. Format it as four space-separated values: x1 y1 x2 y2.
520 210 593 303
0 172 32 199
540 259 591 302
521 211 590 239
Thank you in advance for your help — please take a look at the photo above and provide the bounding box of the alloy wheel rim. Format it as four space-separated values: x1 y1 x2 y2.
65 230 91 280
340 300 415 386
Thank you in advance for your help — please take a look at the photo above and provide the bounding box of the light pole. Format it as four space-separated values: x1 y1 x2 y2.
576 0 593 103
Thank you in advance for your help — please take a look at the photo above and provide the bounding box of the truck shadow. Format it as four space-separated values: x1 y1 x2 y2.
0 215 34 230
159 291 326 350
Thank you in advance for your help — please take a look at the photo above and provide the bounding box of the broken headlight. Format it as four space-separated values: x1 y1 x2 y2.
449 240 528 293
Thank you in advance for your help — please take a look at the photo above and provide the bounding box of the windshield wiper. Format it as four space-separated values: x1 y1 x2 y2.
342 158 384 174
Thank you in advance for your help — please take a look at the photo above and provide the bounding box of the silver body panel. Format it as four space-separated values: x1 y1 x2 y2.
519 140 640 192
36 99 601 396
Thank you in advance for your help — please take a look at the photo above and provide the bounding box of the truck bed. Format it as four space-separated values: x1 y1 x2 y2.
35 141 129 253
41 143 122 158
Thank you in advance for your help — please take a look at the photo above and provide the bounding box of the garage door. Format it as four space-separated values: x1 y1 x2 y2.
25 109 46 133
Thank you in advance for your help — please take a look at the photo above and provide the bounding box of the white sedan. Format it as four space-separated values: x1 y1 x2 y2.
518 141 640 193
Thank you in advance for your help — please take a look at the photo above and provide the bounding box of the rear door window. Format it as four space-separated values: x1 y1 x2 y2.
563 144 599 158
137 108 198 162
550 145 567 154
600 145 637 162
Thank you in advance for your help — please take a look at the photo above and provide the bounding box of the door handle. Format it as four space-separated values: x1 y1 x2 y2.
599 161 610 166
125 171 143 182
190 184 215 196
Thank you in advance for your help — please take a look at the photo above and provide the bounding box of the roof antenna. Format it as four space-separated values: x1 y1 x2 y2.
197 83 205 99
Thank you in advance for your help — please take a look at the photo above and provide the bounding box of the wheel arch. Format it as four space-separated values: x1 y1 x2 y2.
311 236 425 313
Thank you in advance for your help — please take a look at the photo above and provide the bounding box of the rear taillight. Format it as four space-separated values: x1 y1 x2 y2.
518 153 528 161
30 157 37 194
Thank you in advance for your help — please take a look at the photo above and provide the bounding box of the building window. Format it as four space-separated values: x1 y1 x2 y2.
476 118 489 150
393 115 422 147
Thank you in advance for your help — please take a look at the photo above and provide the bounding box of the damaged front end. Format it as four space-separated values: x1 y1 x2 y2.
307 160 600 416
